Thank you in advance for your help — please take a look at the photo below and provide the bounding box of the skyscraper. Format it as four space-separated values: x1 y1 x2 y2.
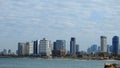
18 42 26 56
98 46 101 52
52 40 66 56
2 49 7 55
112 36 119 55
8 49 12 55
54 40 66 50
76 44 79 55
76 44 79 53
39 38 52 56
109 45 113 53
26 42 34 55
91 44 98 53
18 42 34 56
87 44 97 54
101 36 107 52
70 37 76 55
34 40 40 55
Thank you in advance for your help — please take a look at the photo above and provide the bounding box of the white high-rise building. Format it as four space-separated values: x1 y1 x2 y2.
26 42 34 55
101 36 107 52
39 38 52 56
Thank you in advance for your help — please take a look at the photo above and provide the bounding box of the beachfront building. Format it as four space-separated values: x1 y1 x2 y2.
18 42 34 56
39 38 52 56
101 36 107 53
26 42 34 55
87 44 98 54
33 40 40 55
112 36 119 55
70 37 76 56
52 40 66 57
18 42 27 56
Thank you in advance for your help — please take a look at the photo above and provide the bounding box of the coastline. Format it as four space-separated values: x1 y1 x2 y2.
0 55 119 61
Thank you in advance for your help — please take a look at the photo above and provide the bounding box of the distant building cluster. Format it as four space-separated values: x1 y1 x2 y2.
18 38 52 56
0 49 13 55
17 37 80 57
87 36 120 56
15 35 120 57
1 35 120 58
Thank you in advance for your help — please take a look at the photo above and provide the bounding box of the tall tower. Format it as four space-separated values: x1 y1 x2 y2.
112 36 119 55
76 44 79 55
70 37 76 55
76 44 79 53
34 40 40 55
101 36 107 52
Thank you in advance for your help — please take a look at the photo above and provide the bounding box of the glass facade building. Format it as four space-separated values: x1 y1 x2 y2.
112 36 119 55
70 37 76 55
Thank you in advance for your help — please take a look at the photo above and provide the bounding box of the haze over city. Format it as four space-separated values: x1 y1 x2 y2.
0 0 120 52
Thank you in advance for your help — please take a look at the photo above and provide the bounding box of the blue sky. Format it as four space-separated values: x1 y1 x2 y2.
0 0 120 52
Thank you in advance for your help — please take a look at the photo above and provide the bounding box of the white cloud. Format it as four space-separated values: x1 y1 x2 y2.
0 0 120 51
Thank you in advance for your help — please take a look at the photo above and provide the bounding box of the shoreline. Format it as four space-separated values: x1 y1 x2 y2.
0 55 119 61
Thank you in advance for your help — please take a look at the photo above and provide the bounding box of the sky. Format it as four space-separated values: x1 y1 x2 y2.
0 0 120 52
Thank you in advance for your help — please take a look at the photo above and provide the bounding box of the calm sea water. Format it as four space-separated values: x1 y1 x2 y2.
0 58 119 68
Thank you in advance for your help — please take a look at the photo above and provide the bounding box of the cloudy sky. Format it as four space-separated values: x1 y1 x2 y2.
0 0 120 52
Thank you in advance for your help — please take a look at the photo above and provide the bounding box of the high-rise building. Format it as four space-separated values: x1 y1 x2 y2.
87 44 97 54
112 36 119 55
76 44 79 55
109 45 113 53
18 42 26 56
26 42 34 55
76 44 79 53
33 40 40 55
39 38 52 56
101 36 107 52
91 44 98 53
52 40 66 56
54 40 66 51
53 42 56 50
87 47 91 54
8 49 12 55
70 37 76 55
2 49 7 55
98 46 101 52
18 42 34 56
107 45 112 53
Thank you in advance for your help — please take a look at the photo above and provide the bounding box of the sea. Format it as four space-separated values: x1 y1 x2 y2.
0 58 119 68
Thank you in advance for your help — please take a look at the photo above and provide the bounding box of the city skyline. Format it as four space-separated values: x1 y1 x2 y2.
0 0 120 52
0 36 120 54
